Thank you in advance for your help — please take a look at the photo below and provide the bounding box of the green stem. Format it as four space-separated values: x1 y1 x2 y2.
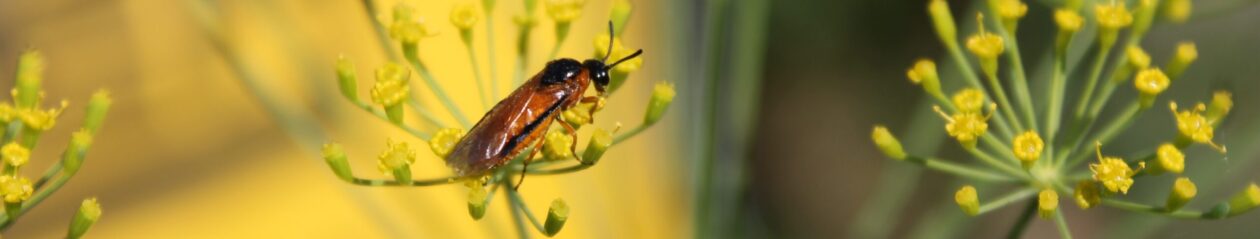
905 156 1019 182
1045 39 1070 166
984 70 1025 133
346 175 464 187
526 163 591 175
506 185 532 239
463 38 491 110
506 184 547 233
1061 101 1142 168
984 2 1037 130
1005 201 1037 239
1053 210 1073 239
32 162 62 189
1101 199 1210 219
945 40 1016 140
965 148 1026 178
1073 41 1115 120
485 13 501 101
978 188 1039 215
360 0 403 61
353 100 433 140
402 44 474 127
612 123 651 145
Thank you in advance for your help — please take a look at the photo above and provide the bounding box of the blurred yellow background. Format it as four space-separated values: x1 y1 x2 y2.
0 0 685 238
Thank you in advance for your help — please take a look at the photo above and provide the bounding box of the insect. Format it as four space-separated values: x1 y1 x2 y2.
445 22 643 188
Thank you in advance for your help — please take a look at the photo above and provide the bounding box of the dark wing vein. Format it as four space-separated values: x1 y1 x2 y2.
499 94 568 158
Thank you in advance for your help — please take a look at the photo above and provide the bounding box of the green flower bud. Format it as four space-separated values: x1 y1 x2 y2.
906 59 942 97
955 185 979 216
1165 177 1196 211
336 56 359 102
581 128 613 165
544 198 569 236
1227 183 1260 217
66 197 102 239
84 90 112 135
871 126 906 160
323 143 354 182
643 81 675 126
15 50 44 109
1165 42 1197 80
928 0 957 46
1039 189 1059 219
62 130 93 175
467 186 488 220
1206 91 1232 124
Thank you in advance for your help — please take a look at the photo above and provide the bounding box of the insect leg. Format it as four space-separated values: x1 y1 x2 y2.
514 138 547 190
579 96 602 123
559 119 580 162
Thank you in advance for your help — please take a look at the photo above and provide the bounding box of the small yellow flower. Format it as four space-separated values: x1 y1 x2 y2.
18 100 69 131
429 128 466 158
934 105 993 148
545 0 586 23
0 104 14 123
951 88 986 114
1163 0 1192 23
562 97 605 127
1039 189 1058 219
996 0 1028 20
1153 143 1185 175
966 27 1005 59
1170 102 1226 153
377 138 417 176
1054 9 1083 32
1074 181 1101 209
543 129 575 160
1090 142 1144 194
1095 2 1133 30
0 176 33 203
1 142 30 167
1012 131 1044 168
872 125 906 160
956 185 980 216
1166 177 1197 211
1134 68 1169 96
1175 42 1199 64
370 63 411 107
450 2 482 30
1125 46 1150 70
1134 68 1169 107
390 18 438 44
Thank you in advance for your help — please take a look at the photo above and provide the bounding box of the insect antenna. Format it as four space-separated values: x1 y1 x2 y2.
602 21 615 63
605 49 643 70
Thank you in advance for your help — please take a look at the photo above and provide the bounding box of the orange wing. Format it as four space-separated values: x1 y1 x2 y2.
444 74 572 177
